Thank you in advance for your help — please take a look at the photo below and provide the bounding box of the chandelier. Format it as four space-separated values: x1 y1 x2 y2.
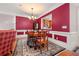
28 8 36 20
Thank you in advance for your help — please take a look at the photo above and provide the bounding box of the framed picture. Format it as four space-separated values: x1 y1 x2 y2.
41 14 52 30
33 22 39 30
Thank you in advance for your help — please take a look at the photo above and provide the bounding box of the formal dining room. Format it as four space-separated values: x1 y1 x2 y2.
0 3 79 56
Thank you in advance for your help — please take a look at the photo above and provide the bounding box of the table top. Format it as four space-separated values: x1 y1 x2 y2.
56 50 79 56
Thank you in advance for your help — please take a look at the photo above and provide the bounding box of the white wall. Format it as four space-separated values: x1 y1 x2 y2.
70 4 78 32
70 4 79 47
0 13 16 30
77 5 79 35
77 8 79 47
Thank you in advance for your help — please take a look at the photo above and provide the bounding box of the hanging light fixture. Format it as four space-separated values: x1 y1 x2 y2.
28 8 36 20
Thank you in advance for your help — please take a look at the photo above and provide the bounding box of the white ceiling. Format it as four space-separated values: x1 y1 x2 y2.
0 3 64 18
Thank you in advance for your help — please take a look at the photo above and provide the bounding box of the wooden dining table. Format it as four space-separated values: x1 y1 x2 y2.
27 30 48 54
56 50 79 56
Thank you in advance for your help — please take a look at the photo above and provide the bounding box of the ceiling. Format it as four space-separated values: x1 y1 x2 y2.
0 3 64 18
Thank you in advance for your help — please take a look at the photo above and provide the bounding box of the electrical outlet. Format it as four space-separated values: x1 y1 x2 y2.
62 26 67 29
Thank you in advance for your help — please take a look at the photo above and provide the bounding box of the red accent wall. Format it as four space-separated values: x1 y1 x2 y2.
37 3 70 32
52 3 70 32
16 16 33 30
